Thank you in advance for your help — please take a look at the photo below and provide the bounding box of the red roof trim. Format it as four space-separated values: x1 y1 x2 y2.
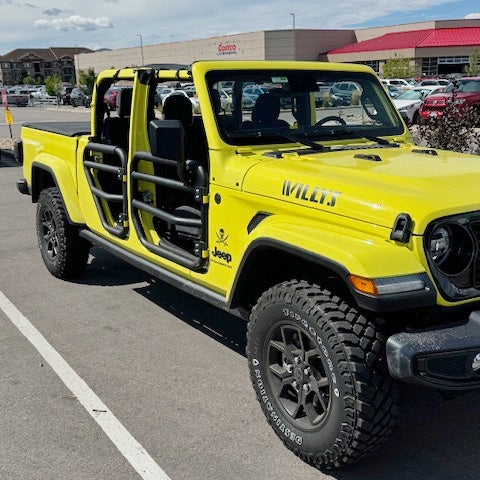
329 27 480 55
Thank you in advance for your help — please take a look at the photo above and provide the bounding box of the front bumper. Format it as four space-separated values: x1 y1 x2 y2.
387 311 480 390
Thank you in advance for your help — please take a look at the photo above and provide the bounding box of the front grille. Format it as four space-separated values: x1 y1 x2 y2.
469 221 480 288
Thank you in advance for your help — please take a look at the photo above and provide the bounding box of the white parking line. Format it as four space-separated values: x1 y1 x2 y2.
0 290 171 480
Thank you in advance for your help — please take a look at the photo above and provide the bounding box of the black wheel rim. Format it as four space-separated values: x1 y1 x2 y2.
266 322 332 431
41 208 59 259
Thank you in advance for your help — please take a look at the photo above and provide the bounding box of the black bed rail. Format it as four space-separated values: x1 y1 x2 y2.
83 142 129 239
130 150 208 271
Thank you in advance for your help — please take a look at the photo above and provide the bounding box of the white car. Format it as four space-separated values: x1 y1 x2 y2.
417 79 450 87
393 86 443 124
382 79 415 92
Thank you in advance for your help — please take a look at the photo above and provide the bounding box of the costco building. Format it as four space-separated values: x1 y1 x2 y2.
76 18 480 78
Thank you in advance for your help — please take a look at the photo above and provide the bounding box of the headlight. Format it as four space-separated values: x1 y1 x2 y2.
429 226 450 262
428 223 474 275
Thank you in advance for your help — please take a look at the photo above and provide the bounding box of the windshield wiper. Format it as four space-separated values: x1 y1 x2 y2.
360 134 394 146
227 128 330 152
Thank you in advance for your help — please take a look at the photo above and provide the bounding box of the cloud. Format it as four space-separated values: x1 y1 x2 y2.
34 15 113 31
0 0 37 6
465 13 480 19
43 8 62 15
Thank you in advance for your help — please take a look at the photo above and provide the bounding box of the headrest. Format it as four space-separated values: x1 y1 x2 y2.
252 93 281 123
163 93 193 127
117 87 133 118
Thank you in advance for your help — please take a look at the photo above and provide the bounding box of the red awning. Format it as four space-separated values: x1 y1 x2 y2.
329 27 480 54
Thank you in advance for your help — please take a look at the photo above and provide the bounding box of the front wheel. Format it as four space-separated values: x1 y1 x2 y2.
36 187 90 279
247 280 398 470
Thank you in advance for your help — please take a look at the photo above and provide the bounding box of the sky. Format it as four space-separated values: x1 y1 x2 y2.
0 0 480 54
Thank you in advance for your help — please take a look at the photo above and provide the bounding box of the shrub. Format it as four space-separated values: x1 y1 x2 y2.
416 81 480 154
79 68 96 95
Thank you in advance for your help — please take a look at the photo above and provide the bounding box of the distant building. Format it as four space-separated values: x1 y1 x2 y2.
76 19 480 79
0 47 92 86
327 19 480 76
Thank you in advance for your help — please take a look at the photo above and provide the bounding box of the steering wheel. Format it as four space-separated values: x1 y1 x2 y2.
314 115 346 127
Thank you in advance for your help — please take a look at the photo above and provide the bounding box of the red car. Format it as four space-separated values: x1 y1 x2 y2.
103 86 124 110
420 77 480 119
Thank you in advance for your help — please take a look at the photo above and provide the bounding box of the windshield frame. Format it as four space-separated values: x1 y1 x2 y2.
206 69 405 147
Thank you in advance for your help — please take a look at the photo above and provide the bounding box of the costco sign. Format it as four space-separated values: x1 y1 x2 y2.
217 43 237 55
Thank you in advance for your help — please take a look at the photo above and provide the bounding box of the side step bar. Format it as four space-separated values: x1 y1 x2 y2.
79 229 239 315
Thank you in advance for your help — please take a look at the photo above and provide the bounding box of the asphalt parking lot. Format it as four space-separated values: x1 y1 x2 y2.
1 108 480 479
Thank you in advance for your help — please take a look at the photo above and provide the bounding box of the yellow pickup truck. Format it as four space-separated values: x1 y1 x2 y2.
16 61 480 470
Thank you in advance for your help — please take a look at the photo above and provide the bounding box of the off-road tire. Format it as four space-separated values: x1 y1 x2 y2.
36 187 90 279
247 280 398 470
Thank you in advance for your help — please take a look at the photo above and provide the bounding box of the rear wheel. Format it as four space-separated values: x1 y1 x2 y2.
36 187 90 279
247 280 398 470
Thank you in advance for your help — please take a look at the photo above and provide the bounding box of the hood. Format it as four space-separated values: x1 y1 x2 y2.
393 99 420 109
242 145 480 235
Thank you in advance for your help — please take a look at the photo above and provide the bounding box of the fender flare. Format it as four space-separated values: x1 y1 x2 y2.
227 237 436 313
31 160 85 225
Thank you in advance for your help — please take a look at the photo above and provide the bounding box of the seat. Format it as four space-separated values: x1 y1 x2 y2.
161 94 204 240
241 93 290 130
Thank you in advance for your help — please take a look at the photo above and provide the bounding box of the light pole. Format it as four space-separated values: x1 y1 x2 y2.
136 34 145 66
290 13 296 60
75 44 80 85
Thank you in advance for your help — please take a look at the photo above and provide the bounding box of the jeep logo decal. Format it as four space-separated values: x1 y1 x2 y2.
282 180 341 207
212 246 232 263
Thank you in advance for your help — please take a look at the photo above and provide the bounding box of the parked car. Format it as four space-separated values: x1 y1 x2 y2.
6 93 29 106
62 86 75 105
420 77 480 120
243 85 269 103
219 88 233 111
418 79 450 87
104 86 126 110
385 84 403 98
331 81 362 104
70 88 91 107
155 86 175 106
382 78 414 92
394 86 444 123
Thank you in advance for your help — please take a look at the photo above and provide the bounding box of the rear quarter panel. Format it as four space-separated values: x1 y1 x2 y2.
22 126 85 224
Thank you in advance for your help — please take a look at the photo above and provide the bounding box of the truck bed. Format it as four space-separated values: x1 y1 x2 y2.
24 121 91 137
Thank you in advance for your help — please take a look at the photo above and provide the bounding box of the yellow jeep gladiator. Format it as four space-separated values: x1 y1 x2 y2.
16 61 480 469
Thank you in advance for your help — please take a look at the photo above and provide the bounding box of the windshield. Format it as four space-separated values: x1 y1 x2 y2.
396 89 430 100
445 80 480 93
207 70 403 146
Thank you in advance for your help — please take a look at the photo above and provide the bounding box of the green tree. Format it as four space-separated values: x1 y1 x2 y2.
382 57 415 79
45 75 63 103
35 76 44 85
23 76 34 85
79 68 96 94
13 67 28 84
464 48 480 76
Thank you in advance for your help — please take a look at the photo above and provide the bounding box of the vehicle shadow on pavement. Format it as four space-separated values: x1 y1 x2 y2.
333 385 480 480
133 277 247 357
81 249 480 477
74 247 151 286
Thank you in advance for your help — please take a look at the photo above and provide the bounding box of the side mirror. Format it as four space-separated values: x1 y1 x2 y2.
148 119 185 161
